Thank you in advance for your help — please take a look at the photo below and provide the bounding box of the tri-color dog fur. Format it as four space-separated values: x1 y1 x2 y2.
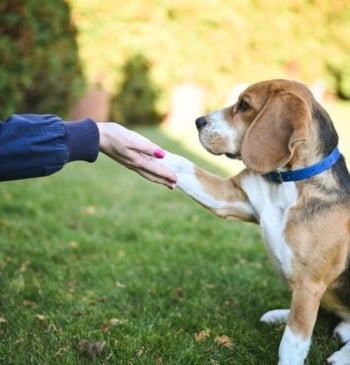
158 79 350 365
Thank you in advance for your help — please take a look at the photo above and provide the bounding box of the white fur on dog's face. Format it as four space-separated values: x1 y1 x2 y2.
197 108 247 158
196 84 263 158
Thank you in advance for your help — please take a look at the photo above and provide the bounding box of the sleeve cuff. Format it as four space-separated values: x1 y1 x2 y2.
63 119 100 163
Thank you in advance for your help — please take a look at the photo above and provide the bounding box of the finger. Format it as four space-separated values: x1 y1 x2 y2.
136 169 176 189
140 159 177 183
131 136 166 159
124 150 176 182
154 148 165 158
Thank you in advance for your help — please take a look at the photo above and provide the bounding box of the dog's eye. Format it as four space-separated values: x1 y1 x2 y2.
237 99 250 112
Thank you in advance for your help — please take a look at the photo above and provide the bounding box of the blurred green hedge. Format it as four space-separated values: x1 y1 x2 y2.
0 1 84 120
1 1 350 124
68 0 350 115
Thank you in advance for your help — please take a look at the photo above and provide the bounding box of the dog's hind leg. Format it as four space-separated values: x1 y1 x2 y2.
327 321 350 365
327 342 350 365
260 309 290 324
333 321 350 343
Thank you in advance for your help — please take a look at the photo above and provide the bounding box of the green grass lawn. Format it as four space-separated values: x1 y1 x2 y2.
0 101 349 364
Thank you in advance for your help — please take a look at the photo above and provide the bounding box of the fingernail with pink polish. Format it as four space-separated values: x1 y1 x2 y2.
154 149 165 158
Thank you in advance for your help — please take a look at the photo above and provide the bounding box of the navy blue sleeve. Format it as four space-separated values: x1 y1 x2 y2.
0 114 100 181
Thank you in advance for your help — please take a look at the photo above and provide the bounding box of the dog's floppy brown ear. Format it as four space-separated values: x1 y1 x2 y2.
241 92 309 173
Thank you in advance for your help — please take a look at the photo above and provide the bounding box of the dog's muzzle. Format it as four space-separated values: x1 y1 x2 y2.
195 116 207 131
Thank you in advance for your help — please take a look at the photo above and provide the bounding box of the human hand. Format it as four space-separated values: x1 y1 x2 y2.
97 122 177 188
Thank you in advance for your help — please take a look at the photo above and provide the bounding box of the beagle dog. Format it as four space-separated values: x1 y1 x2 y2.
158 79 350 365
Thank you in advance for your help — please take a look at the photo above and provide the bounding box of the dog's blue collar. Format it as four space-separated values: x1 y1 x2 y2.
264 146 341 183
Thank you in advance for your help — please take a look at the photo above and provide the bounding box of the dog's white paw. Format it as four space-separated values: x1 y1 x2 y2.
156 152 193 174
327 344 350 365
260 309 290 324
327 324 350 365
333 321 350 343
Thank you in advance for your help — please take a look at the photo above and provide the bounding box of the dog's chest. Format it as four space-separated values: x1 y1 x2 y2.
241 174 298 278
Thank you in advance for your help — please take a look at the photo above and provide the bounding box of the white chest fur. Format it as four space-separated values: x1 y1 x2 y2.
241 173 298 278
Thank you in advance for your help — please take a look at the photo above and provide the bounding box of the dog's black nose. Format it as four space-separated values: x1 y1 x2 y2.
195 116 207 131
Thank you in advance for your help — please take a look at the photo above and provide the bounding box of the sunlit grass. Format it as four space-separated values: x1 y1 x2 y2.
0 101 349 364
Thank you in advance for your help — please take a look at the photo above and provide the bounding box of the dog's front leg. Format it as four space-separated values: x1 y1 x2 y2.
278 280 327 365
158 152 257 222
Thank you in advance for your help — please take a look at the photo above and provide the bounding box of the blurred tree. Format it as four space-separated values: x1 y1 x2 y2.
110 53 162 125
0 0 85 119
324 1 350 99
68 0 350 112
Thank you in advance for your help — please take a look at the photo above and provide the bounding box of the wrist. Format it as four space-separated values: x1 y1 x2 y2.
97 122 110 153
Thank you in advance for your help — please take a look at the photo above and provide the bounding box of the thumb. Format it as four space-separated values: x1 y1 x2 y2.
136 137 165 159
153 148 166 159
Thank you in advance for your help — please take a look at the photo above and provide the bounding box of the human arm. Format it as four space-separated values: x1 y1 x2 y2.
0 114 97 181
0 114 176 187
